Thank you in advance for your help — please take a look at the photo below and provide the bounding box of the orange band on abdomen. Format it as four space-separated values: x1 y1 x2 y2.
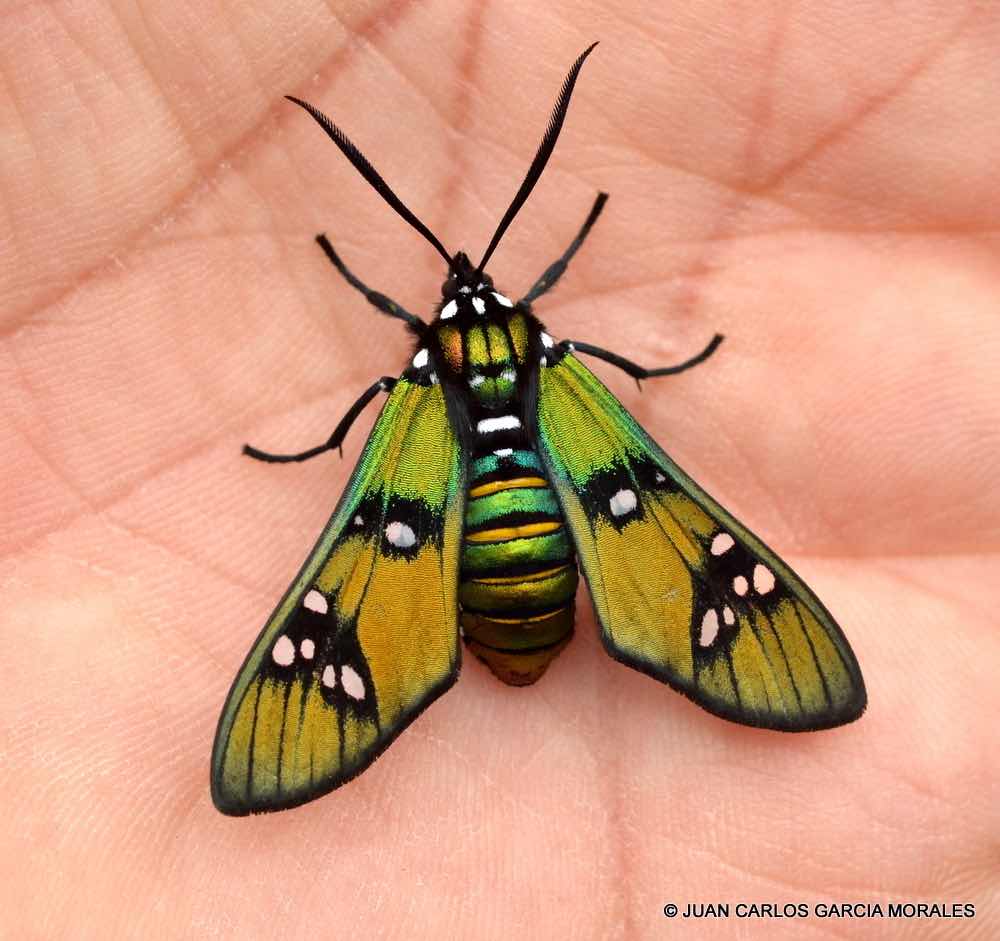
468 476 548 498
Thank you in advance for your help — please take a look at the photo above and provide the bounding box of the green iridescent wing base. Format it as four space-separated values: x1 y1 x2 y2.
212 378 465 814
536 353 866 731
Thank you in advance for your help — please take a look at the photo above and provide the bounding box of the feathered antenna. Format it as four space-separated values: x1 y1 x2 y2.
476 42 598 274
286 96 454 270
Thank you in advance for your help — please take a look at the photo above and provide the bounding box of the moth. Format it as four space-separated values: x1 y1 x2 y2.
212 44 866 815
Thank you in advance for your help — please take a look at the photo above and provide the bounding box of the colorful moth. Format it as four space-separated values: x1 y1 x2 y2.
212 44 866 815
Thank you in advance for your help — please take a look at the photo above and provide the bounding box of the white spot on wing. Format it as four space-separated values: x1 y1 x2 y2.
300 638 315 659
699 609 720 646
753 564 776 594
492 292 513 307
353 514 363 526
303 589 328 614
440 299 458 319
272 635 295 666
412 348 429 368
385 521 417 548
341 664 366 700
472 297 486 315
655 472 665 483
540 332 554 348
477 415 521 434
722 606 735 626
733 575 749 596
321 664 336 688
711 532 735 555
609 488 638 517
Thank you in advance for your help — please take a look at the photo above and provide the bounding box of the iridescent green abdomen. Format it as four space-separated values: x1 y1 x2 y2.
459 447 578 685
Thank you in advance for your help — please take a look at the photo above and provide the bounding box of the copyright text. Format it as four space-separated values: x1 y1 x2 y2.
662 902 975 920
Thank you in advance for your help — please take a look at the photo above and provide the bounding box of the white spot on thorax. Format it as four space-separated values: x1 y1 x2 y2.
477 415 521 434
272 635 295 666
494 448 513 457
733 575 749 596
458 286 471 294
472 297 486 315
609 488 638 517
412 348 429 368
711 532 735 556
722 606 735 626
500 368 516 383
303 589 327 614
385 521 417 548
300 638 315 659
321 664 336 688
699 609 719 647
493 292 513 307
753 564 776 594
469 374 486 388
341 664 366 700
440 299 458 319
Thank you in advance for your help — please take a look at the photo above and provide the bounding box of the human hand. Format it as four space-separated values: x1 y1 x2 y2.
3 3 998 937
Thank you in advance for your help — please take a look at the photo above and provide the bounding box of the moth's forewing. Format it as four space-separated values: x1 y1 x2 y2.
212 377 466 814
535 353 866 730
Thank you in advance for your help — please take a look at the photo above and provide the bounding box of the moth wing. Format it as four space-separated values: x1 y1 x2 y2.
535 352 865 730
212 377 465 814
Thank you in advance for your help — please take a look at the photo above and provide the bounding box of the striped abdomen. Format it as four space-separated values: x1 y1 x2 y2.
459 447 578 686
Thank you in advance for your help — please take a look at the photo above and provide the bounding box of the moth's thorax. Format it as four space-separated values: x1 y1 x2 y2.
405 257 552 409
427 287 534 409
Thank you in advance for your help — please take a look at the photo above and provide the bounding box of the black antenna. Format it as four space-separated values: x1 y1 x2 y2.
477 42 598 274
285 96 454 269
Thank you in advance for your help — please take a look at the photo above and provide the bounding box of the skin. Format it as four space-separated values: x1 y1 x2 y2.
2 2 998 938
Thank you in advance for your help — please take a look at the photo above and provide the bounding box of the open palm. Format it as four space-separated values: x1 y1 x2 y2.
3 3 998 938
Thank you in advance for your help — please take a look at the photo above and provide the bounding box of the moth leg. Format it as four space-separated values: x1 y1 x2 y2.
519 192 608 305
561 334 724 388
243 376 397 463
315 234 424 329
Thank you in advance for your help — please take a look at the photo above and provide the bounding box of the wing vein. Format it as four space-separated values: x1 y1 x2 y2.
791 602 832 708
245 680 264 803
762 612 804 711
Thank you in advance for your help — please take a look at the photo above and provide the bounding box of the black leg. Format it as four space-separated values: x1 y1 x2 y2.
519 193 608 306
244 377 397 463
562 334 724 388
315 235 424 330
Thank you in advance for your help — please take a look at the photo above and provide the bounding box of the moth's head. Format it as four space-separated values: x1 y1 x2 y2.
441 252 493 301
432 251 518 327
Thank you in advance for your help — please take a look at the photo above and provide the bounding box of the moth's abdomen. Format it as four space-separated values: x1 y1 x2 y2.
460 447 578 686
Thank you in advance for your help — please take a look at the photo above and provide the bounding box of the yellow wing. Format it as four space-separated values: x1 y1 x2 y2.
212 377 465 814
536 353 865 731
